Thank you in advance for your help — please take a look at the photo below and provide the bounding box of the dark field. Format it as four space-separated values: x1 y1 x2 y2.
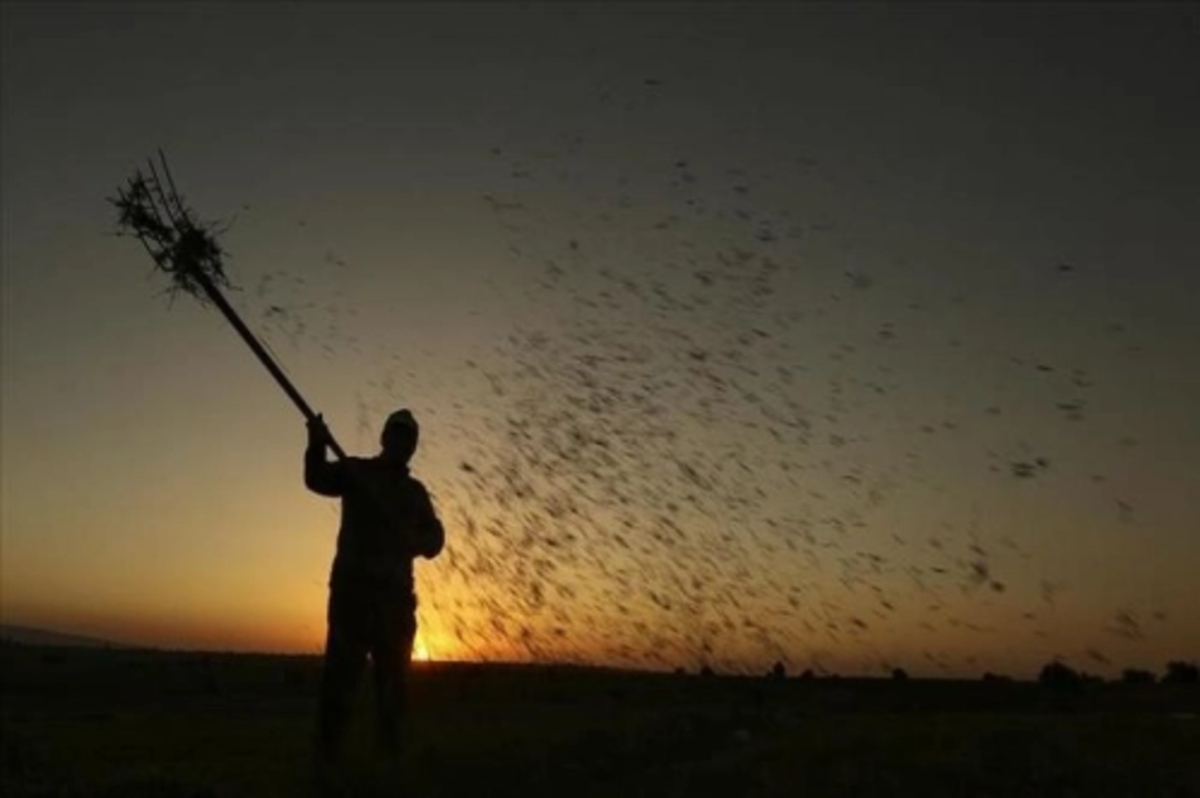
3 643 1198 797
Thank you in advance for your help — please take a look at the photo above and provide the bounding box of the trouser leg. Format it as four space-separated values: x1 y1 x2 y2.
316 591 367 762
372 609 416 756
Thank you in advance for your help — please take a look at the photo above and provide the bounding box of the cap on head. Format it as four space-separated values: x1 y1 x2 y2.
381 408 419 462
385 408 418 432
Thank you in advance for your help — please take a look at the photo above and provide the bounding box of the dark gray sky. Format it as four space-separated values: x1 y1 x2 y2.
2 2 1197 675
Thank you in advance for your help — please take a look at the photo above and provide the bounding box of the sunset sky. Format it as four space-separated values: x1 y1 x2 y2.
2 2 1198 678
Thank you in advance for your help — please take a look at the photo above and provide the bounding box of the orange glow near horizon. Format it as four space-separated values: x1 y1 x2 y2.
4 588 1198 679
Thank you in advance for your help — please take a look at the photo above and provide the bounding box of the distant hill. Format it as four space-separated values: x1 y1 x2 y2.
0 623 130 649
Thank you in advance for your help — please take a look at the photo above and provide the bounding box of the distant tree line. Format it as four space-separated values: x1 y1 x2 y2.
674 658 1199 684
1038 659 1199 689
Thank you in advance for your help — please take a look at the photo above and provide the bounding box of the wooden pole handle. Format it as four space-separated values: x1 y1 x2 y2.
189 267 348 461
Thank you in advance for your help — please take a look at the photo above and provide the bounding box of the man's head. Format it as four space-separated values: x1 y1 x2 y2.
380 408 419 464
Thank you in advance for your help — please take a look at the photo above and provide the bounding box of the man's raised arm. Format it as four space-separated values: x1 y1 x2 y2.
304 415 345 498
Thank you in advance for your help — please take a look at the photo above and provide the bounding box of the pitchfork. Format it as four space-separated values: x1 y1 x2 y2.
111 150 347 460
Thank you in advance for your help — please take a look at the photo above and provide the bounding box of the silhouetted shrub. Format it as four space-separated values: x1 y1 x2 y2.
699 664 716 679
1163 661 1199 684
798 668 816 681
1039 660 1083 691
1121 668 1156 685
982 671 1013 683
770 661 786 680
891 667 909 681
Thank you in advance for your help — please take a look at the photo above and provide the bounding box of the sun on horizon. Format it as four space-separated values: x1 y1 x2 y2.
412 636 430 663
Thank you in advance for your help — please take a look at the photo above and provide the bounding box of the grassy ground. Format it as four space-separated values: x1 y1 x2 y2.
3 643 1198 797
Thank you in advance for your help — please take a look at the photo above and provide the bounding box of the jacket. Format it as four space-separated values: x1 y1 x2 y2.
305 445 444 591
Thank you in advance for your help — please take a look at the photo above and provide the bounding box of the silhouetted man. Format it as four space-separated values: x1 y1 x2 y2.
305 408 444 770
